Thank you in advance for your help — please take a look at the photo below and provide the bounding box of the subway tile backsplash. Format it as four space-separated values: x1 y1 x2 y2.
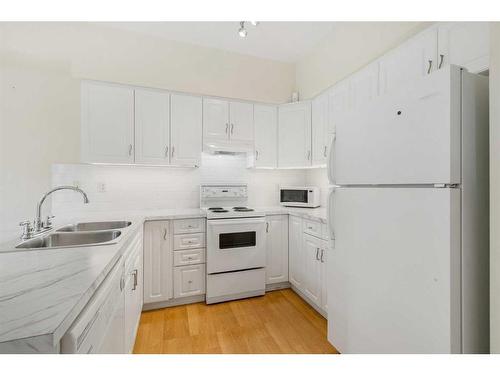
51 153 307 216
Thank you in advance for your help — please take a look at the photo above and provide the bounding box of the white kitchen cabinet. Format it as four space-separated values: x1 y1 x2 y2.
438 22 489 73
81 81 134 164
203 98 254 149
278 101 312 168
379 27 438 96
134 88 170 165
253 104 278 168
229 101 254 143
303 233 322 306
170 94 203 166
124 233 143 353
203 98 229 141
312 92 329 166
289 215 304 289
173 264 206 298
265 215 289 284
143 221 173 304
328 79 349 134
350 61 379 112
320 241 328 313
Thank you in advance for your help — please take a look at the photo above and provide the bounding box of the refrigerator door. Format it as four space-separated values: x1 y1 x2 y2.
332 66 461 185
328 187 461 353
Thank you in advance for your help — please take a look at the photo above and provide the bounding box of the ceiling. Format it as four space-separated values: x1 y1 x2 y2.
103 22 336 63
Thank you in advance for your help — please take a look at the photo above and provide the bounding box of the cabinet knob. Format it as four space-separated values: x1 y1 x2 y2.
188 280 193 284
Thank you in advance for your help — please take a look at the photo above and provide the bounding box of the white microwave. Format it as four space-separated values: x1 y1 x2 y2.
279 186 320 208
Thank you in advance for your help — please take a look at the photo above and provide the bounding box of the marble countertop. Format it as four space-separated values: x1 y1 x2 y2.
0 206 326 348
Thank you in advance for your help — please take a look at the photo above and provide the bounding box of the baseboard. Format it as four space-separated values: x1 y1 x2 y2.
290 285 328 319
142 294 206 311
266 281 291 292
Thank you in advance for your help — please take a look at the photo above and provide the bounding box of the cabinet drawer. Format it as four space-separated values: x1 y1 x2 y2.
173 218 205 234
303 218 322 238
174 233 205 250
173 248 205 266
173 264 206 298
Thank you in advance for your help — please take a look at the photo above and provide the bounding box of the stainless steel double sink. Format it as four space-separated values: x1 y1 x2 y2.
15 221 132 250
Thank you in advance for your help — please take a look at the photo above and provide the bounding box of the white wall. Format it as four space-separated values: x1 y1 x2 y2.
0 22 296 242
51 154 306 216
295 22 429 99
490 21 500 354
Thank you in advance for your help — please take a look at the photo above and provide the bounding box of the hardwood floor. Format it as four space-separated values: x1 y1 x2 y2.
133 288 338 354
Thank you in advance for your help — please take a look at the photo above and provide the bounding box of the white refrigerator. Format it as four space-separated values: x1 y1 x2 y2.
326 65 489 353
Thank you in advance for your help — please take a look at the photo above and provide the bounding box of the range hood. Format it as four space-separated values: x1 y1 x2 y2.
203 140 253 155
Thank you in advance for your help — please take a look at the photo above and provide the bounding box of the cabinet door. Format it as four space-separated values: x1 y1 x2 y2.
143 221 173 304
312 92 329 166
278 102 312 168
124 246 143 353
328 79 350 134
320 243 328 313
81 81 134 163
303 234 322 306
203 98 229 141
173 264 206 298
253 104 278 168
134 88 170 165
350 62 379 112
379 27 438 96
170 94 202 166
229 101 254 143
289 215 304 290
265 215 289 284
438 22 489 73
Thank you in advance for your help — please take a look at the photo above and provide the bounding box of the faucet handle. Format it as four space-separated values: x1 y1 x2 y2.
44 215 55 228
19 220 34 240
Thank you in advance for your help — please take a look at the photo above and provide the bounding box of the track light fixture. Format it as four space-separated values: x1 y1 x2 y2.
238 21 259 38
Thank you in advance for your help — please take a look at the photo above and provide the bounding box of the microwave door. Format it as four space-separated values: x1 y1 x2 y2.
281 189 308 204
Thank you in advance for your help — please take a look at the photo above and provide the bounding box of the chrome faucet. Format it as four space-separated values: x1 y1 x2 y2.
33 185 90 233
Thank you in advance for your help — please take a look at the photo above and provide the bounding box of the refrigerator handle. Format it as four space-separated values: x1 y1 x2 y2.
327 133 336 184
327 187 335 241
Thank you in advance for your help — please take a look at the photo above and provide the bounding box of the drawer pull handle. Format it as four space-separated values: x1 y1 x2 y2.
320 249 325 263
163 228 167 240
188 280 193 284
316 247 320 261
132 269 138 291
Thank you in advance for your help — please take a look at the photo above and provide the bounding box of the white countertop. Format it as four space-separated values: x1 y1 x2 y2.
0 206 326 348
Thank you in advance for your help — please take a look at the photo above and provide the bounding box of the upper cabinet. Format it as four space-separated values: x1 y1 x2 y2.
278 101 312 168
203 98 229 141
81 82 202 167
229 101 254 143
379 27 438 96
312 92 329 166
349 62 379 112
252 104 278 168
202 98 254 152
134 88 170 165
437 22 490 74
327 79 350 135
81 81 135 164
170 94 203 166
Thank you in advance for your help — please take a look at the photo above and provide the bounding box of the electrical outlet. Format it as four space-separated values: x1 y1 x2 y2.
97 182 107 193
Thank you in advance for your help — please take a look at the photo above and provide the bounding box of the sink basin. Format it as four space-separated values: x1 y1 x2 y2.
16 230 121 249
56 221 132 232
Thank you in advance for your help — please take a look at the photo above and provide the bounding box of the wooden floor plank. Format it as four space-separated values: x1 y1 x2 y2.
133 289 338 354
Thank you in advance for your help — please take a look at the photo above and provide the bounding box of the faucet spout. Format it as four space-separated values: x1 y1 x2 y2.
35 185 89 232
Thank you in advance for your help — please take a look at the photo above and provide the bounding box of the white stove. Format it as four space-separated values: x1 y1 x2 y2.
201 184 266 304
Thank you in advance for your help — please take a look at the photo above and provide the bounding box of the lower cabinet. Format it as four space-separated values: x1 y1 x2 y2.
143 220 173 304
288 215 329 315
124 232 143 353
303 233 323 306
143 218 206 308
173 264 206 298
265 215 289 284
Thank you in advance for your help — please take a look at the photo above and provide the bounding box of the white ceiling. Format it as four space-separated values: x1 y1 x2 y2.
103 22 336 63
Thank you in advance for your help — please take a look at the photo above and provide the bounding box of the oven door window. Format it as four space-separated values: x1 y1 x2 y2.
219 231 256 249
281 189 308 203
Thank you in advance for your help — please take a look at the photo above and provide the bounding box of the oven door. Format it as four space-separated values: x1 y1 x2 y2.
207 217 266 274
